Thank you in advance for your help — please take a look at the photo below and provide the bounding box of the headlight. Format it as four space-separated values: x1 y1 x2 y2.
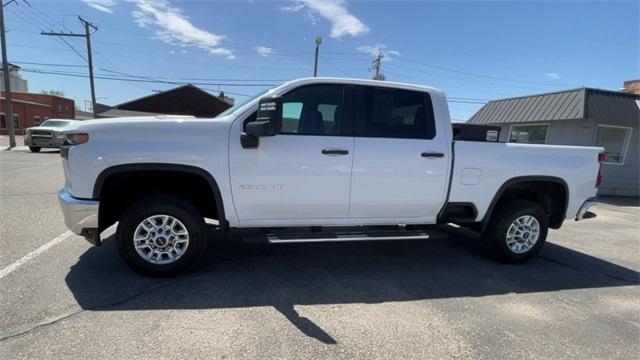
55 132 65 139
65 133 90 145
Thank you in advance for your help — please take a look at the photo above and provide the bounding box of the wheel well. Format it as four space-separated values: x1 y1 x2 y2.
97 169 221 231
487 179 568 229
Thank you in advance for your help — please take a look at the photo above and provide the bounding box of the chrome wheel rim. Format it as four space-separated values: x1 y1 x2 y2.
133 215 190 265
506 215 540 254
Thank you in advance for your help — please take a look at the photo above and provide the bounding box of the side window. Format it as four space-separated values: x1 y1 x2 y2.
281 84 348 136
356 86 435 139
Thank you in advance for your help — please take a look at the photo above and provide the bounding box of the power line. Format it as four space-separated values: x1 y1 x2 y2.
12 60 87 68
23 67 488 104
19 68 266 96
320 55 352 77
394 56 575 87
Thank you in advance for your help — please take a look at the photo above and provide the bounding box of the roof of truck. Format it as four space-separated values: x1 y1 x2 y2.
277 77 445 96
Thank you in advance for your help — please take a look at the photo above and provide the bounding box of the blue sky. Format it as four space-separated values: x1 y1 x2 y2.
5 0 639 120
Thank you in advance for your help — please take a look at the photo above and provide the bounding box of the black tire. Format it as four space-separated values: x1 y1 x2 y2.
29 146 41 153
482 200 548 263
116 195 208 276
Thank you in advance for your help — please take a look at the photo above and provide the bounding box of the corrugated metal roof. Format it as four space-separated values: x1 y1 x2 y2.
468 88 640 124
468 88 585 124
587 89 640 122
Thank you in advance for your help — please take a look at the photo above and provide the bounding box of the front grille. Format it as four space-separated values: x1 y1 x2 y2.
30 130 53 138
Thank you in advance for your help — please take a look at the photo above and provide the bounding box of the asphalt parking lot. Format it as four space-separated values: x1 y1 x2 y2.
1 146 639 359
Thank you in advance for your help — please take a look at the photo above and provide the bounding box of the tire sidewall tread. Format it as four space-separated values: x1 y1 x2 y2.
116 195 208 276
483 200 549 263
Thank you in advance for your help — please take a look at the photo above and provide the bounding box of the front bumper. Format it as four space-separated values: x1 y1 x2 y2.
58 189 101 245
25 135 66 148
575 197 598 221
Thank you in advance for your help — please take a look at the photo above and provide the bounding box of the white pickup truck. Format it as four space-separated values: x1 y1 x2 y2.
58 78 603 275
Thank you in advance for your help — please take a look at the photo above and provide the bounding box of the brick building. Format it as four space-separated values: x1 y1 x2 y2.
0 92 75 135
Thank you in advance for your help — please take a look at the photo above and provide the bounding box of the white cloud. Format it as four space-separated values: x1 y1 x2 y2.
282 0 369 38
356 44 400 61
129 0 234 59
281 3 305 12
82 0 117 13
545 73 561 79
255 46 274 57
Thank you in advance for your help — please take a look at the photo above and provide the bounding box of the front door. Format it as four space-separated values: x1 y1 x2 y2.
229 84 354 224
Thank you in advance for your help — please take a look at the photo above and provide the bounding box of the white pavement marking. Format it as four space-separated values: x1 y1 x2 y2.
0 231 73 280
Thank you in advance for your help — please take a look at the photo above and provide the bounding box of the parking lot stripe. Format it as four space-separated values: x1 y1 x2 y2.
0 231 73 280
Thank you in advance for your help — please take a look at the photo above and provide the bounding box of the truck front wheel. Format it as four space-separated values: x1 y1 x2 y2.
483 200 548 263
116 195 208 276
29 146 41 153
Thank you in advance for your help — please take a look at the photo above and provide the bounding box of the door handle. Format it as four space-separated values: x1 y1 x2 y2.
421 152 444 158
322 148 349 156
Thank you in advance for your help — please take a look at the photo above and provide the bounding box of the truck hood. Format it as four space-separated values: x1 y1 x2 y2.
75 115 233 135
26 125 79 133
72 115 235 166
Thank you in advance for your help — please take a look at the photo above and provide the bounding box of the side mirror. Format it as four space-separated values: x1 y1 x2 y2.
255 95 282 135
245 120 274 137
240 95 283 149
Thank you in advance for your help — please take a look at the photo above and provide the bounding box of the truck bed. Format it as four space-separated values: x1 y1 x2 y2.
449 141 602 222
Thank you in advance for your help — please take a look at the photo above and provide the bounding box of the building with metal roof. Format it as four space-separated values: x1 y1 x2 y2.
96 84 234 119
468 86 639 197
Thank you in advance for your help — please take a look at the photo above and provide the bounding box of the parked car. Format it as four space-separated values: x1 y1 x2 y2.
24 119 79 152
57 78 603 276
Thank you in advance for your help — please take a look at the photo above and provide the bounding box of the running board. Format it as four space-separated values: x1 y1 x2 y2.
265 230 432 244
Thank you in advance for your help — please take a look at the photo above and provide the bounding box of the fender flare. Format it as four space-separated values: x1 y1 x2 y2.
94 163 227 230
480 175 569 230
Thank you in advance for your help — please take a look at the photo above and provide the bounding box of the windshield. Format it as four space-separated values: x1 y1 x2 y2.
40 120 72 128
216 88 271 118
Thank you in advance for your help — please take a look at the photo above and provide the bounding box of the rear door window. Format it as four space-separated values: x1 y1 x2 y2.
355 86 435 139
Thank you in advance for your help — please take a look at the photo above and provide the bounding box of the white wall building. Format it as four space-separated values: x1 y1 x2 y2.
0 63 29 93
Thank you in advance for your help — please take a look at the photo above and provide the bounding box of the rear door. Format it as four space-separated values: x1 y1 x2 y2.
348 85 449 222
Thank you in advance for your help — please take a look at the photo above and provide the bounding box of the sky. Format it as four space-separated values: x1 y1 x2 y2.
4 0 639 120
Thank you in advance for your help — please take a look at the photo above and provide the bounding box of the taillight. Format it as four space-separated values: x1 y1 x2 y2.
595 152 607 188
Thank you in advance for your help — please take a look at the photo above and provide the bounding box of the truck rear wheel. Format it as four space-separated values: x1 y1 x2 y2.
482 200 548 263
116 195 208 276
29 146 41 153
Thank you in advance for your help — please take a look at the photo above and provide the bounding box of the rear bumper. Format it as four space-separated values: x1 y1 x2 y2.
575 197 598 221
58 189 100 244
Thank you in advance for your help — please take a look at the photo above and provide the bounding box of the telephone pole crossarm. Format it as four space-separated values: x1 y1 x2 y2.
41 17 98 118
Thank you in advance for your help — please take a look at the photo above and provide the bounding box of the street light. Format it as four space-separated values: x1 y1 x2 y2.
313 36 322 77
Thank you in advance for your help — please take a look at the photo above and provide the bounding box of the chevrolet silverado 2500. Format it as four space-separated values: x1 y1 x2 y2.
58 78 603 275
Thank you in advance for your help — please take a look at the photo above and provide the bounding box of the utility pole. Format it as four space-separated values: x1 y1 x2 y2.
372 52 385 81
1 0 17 147
313 36 322 77
42 17 98 118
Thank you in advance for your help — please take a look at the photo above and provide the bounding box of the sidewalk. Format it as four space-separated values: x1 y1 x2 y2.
0 135 29 151
0 135 24 147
